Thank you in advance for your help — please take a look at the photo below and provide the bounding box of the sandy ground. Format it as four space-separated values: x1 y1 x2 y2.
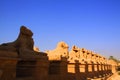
107 71 120 80
16 72 120 80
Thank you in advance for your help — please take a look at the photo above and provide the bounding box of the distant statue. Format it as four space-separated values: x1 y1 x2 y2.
0 26 46 58
34 46 40 52
46 41 69 60
68 45 80 62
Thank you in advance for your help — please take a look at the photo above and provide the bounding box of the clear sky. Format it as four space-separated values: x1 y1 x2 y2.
0 0 120 59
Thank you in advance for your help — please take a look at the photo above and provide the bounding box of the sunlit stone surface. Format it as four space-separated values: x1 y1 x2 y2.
0 26 118 80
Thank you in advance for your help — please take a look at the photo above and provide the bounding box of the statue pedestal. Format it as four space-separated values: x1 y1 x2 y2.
34 59 49 80
0 57 18 80
48 57 68 80
0 51 18 58
16 53 49 80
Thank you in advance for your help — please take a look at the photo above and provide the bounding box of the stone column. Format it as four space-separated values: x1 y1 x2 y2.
101 64 104 77
109 65 112 74
85 62 88 77
99 64 101 77
94 63 99 78
79 63 87 80
75 60 80 80
104 64 108 76
59 58 68 76
88 63 94 78
92 63 95 78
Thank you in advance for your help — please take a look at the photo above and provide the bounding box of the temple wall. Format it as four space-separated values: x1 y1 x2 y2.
0 26 117 80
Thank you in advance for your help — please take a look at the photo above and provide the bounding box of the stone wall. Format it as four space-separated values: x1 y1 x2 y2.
47 44 114 80
0 57 17 80
0 26 117 80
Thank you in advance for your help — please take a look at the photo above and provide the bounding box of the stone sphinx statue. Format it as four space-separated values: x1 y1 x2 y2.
68 45 80 62
46 41 69 60
0 26 47 59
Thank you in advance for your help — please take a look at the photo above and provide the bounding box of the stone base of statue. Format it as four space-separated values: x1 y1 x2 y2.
48 57 68 80
16 52 49 80
0 55 18 80
0 50 18 58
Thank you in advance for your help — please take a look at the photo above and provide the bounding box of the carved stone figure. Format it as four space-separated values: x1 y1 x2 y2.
0 26 47 58
46 41 69 60
68 45 80 62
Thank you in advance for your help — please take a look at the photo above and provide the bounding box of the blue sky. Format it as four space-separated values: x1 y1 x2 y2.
0 0 120 59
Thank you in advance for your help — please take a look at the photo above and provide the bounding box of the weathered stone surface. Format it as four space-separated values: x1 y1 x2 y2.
0 26 33 51
68 46 106 64
0 26 47 59
81 48 88 62
0 25 115 80
0 57 17 80
46 41 69 60
108 59 117 73
34 46 40 52
0 70 2 78
0 51 18 58
68 45 80 63
48 57 68 80
0 26 49 80
86 50 92 63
